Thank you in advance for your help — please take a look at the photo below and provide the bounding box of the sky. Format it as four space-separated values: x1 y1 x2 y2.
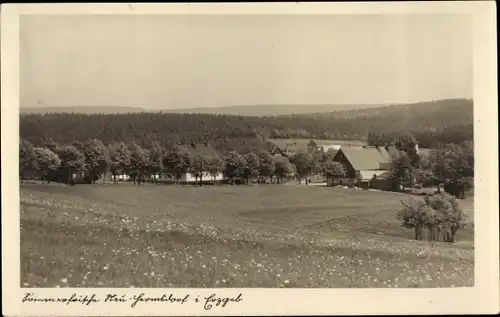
20 14 472 109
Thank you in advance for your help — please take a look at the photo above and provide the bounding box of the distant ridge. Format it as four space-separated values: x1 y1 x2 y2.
20 106 146 115
20 98 472 117
159 103 391 116
21 103 397 116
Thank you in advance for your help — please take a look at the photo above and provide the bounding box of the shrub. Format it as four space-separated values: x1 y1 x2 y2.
397 193 468 243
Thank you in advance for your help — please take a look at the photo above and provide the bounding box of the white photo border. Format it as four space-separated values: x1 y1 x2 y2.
2 2 498 316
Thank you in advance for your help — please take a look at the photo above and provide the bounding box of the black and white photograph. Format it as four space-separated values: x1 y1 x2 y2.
2 2 498 316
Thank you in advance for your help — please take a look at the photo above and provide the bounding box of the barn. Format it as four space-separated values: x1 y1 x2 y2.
329 146 398 190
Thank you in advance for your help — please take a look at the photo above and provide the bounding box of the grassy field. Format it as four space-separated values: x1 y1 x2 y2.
20 183 474 288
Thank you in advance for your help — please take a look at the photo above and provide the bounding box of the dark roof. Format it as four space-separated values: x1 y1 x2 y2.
336 146 393 171
385 145 401 159
178 143 220 158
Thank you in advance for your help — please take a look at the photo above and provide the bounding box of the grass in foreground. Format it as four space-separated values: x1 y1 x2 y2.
20 183 474 288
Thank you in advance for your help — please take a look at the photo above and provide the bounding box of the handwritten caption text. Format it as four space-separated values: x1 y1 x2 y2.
22 292 243 311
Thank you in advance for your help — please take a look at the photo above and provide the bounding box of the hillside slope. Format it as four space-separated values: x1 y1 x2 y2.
294 99 473 124
20 99 473 151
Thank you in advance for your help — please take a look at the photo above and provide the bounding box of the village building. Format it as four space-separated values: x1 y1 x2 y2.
103 143 223 184
329 145 399 190
271 140 324 157
104 172 130 183
271 139 365 157
280 141 301 156
176 143 224 183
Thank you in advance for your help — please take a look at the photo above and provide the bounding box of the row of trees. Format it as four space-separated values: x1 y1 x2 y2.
20 129 474 198
388 133 473 198
20 138 111 185
19 138 309 186
20 135 351 187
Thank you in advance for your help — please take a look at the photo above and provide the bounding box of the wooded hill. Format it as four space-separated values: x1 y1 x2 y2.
20 98 473 153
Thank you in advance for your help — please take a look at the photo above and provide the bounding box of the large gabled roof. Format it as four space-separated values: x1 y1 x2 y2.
336 146 393 171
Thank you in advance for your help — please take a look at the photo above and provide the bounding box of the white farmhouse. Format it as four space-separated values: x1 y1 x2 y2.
176 143 225 183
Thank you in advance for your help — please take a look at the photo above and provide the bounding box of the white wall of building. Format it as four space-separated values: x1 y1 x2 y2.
322 145 342 151
180 172 225 182
116 174 130 181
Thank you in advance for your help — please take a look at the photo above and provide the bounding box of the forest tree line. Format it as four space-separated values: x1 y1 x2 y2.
20 99 473 153
19 137 312 186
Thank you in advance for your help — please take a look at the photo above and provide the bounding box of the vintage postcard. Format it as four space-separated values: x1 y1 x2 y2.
2 2 499 316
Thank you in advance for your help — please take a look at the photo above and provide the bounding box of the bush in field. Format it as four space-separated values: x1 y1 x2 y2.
397 193 468 243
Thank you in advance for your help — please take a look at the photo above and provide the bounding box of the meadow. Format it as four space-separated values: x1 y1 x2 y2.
20 183 474 288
